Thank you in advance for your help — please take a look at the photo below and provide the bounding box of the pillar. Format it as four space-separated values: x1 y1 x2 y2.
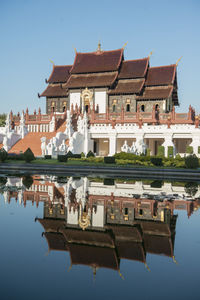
108 134 117 156
162 134 175 157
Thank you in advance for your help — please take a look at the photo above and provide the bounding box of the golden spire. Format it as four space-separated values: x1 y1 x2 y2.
118 270 125 280
97 41 102 52
145 263 151 272
49 59 55 66
148 51 154 58
172 256 178 264
176 56 182 66
122 42 128 49
74 47 77 54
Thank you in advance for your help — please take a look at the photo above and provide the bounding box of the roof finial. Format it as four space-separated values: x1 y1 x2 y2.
122 42 128 49
49 59 55 66
148 51 154 58
97 41 102 52
176 56 182 66
74 47 77 54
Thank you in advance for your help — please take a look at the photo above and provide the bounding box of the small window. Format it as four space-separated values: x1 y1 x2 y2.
141 105 145 112
155 104 159 111
85 105 89 113
63 106 66 112
124 207 129 215
126 104 130 112
139 209 143 216
113 105 116 112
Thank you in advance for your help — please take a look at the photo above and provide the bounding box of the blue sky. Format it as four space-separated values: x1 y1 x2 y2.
0 0 199 114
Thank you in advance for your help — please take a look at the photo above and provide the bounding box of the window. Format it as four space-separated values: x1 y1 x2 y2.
140 105 145 112
126 104 130 112
155 104 159 111
51 101 55 112
63 101 67 112
113 105 116 112
85 105 89 113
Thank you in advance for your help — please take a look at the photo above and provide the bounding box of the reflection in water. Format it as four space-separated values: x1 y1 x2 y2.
1 175 200 277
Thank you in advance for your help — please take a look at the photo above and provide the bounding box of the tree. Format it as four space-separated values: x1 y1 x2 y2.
23 148 35 163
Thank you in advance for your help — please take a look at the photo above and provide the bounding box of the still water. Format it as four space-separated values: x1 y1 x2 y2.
0 175 200 300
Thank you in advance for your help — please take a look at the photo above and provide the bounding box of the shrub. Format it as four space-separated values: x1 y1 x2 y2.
104 178 115 185
22 175 33 189
86 150 95 158
168 146 174 158
23 148 35 163
146 148 151 156
44 155 51 159
73 154 81 159
7 153 24 160
114 152 137 160
184 182 198 197
66 151 74 158
0 148 8 162
104 157 115 164
186 146 193 154
175 153 182 160
157 146 165 157
150 180 163 188
0 176 7 186
198 146 200 154
81 152 85 158
57 155 68 162
150 157 163 166
185 154 199 169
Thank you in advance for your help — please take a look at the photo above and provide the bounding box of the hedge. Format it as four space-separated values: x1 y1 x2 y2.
57 155 68 162
168 146 174 158
44 155 52 159
104 157 115 164
186 146 193 154
150 157 163 166
23 148 35 163
157 146 164 157
184 154 199 169
0 148 8 162
86 150 95 158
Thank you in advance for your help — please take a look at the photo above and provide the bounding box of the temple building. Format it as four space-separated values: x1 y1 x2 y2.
39 43 179 115
1 43 200 158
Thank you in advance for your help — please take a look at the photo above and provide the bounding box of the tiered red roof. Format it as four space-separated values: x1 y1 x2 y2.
40 84 68 97
47 65 72 83
108 78 145 95
137 86 173 100
70 49 123 74
145 65 176 86
118 58 149 79
65 71 118 88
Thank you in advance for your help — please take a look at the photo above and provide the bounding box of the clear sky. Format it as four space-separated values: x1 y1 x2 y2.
0 0 199 114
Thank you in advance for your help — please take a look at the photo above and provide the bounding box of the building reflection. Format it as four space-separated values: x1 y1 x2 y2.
1 175 200 274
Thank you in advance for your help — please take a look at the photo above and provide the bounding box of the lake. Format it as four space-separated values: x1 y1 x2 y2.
0 174 200 300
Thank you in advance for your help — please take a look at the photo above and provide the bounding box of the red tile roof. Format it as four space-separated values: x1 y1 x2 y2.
40 84 68 97
145 65 176 86
137 86 173 100
118 58 149 79
65 71 118 88
108 78 145 95
70 49 123 74
47 65 72 83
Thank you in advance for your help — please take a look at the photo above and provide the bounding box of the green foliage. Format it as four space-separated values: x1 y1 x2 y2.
81 152 85 158
66 151 74 158
7 153 24 160
0 114 6 127
114 152 137 160
103 178 115 185
146 148 151 156
184 154 199 169
44 155 52 159
168 146 174 158
186 146 193 154
150 157 163 166
104 157 115 164
175 153 182 160
150 180 163 188
23 148 35 163
157 146 165 157
198 146 200 154
184 182 198 197
0 176 7 186
22 175 33 189
57 155 68 162
0 148 8 162
86 150 95 158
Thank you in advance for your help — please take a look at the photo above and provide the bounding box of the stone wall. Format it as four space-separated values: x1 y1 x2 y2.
108 95 136 113
46 97 69 114
136 99 166 113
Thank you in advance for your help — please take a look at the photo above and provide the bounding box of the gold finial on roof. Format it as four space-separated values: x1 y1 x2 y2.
176 56 182 66
122 42 128 49
97 41 102 52
49 59 55 66
148 51 154 58
74 47 77 54
172 256 178 265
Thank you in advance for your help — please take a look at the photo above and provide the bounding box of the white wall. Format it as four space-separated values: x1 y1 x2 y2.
92 205 104 228
95 91 106 113
70 92 80 109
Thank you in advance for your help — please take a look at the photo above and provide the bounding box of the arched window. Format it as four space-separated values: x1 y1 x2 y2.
85 105 89 113
155 104 159 111
51 101 55 113
141 104 145 112
126 104 130 112
113 105 116 112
